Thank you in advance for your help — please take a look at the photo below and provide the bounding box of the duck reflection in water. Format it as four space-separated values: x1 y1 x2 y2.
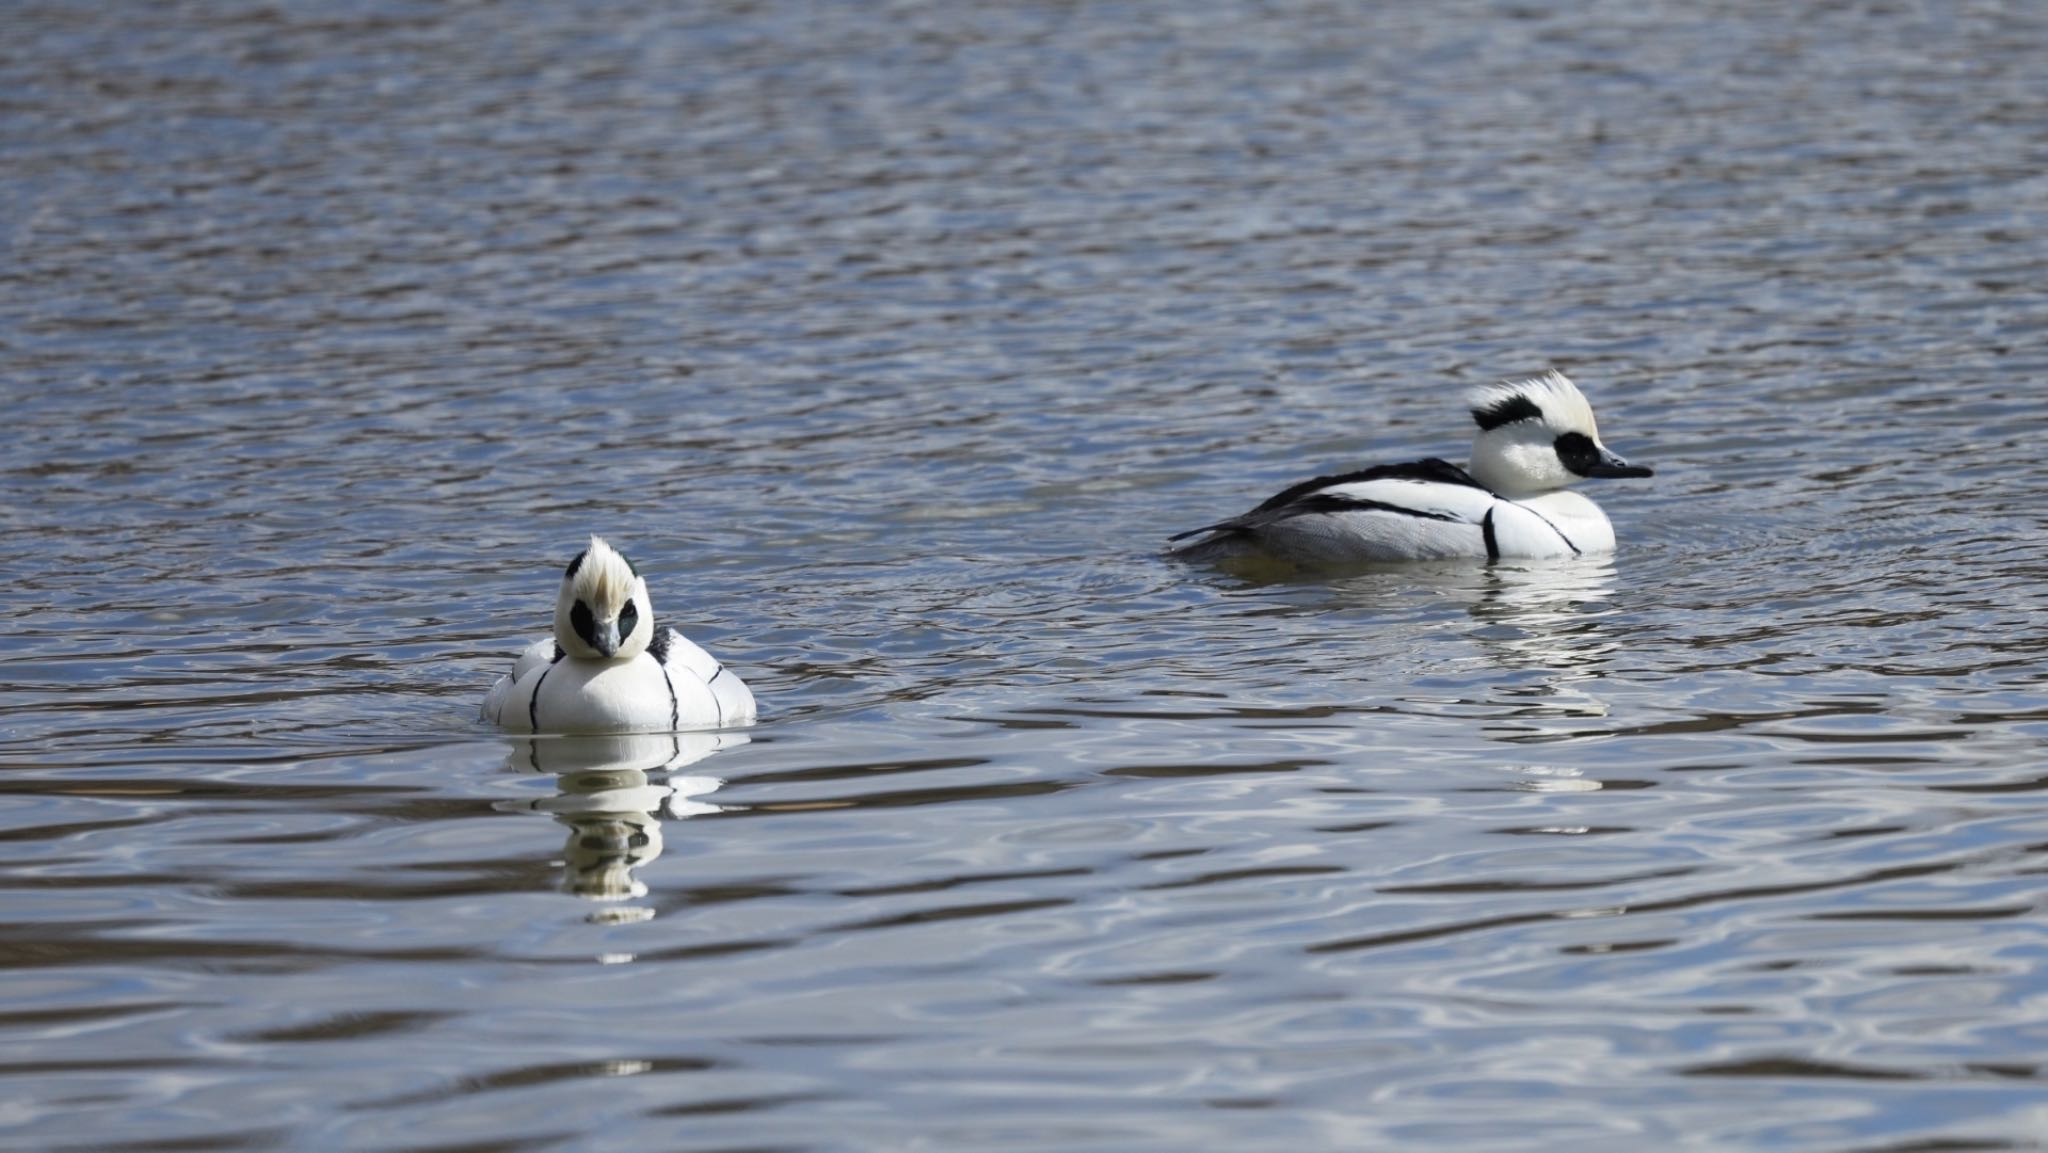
1264 554 1623 675
1272 556 1624 719
1462 557 1621 675
497 731 744 907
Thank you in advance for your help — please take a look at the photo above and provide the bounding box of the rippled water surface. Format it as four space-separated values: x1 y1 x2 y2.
7 1 2048 1150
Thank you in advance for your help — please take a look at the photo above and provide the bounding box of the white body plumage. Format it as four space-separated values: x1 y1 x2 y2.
1170 370 1652 565
480 537 756 734
481 629 755 734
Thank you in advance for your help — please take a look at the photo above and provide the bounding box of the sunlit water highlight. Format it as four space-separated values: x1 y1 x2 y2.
5 1 2048 1150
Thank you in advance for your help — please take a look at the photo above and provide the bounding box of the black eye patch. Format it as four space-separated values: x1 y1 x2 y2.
1553 431 1602 476
570 600 599 650
617 601 639 640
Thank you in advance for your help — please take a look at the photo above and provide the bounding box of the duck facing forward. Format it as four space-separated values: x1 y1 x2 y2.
1169 370 1653 566
480 536 755 734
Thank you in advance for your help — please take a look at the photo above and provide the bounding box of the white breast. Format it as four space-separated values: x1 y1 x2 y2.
1493 491 1616 557
481 629 755 734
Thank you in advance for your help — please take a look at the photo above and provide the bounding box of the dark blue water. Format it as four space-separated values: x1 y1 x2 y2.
6 2 2048 1150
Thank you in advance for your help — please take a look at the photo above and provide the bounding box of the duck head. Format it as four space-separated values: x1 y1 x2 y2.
1466 370 1653 498
554 536 655 661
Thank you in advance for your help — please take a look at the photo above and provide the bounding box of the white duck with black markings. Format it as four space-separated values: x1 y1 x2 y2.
481 536 755 734
1170 370 1653 565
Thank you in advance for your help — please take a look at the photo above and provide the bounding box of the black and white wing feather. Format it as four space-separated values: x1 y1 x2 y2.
1170 458 1501 562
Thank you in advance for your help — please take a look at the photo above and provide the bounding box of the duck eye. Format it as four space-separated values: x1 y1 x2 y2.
570 601 598 649
1553 431 1601 476
617 602 640 639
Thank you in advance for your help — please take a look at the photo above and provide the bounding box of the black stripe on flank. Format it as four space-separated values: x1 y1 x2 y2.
1481 507 1500 561
528 664 556 733
1471 393 1543 431
647 630 682 729
1170 458 1489 546
1250 458 1484 514
1284 495 1464 523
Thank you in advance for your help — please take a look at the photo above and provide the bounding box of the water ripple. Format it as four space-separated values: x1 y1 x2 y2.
7 0 2048 1150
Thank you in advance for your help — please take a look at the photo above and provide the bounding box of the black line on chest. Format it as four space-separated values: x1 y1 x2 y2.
648 630 682 730
528 664 555 733
526 645 569 732
1516 504 1582 556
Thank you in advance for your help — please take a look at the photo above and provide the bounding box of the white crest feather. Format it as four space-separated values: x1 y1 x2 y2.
1465 369 1598 438
573 535 638 614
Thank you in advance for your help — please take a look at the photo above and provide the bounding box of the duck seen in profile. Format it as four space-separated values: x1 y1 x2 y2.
481 536 755 734
1169 370 1653 565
